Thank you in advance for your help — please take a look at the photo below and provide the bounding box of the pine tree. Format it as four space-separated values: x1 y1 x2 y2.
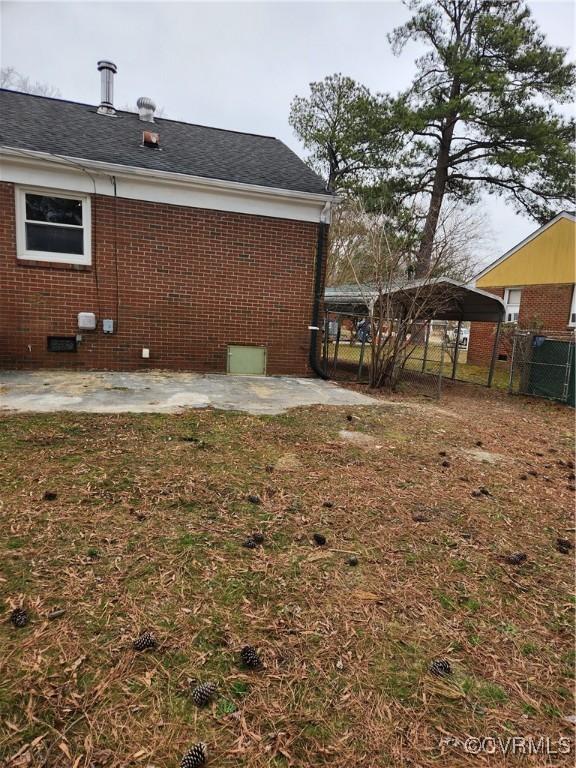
389 1 575 274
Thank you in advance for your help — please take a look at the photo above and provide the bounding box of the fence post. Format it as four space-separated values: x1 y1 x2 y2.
561 336 574 403
332 318 342 375
438 323 446 398
451 320 462 380
358 336 367 382
487 320 502 389
323 313 329 375
508 330 517 393
421 321 430 373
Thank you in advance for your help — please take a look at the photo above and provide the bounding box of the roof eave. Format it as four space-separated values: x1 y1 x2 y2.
0 145 337 205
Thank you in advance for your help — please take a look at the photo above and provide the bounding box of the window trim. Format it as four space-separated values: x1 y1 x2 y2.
569 286 576 328
504 287 522 324
15 186 91 265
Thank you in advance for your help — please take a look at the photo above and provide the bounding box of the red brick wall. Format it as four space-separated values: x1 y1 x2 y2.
518 284 574 331
0 182 321 374
468 284 574 366
467 288 504 366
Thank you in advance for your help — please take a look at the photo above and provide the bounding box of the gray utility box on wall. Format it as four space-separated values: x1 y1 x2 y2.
227 345 267 375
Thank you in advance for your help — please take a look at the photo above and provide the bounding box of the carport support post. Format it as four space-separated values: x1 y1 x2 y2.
451 320 462 380
421 321 431 373
488 320 502 389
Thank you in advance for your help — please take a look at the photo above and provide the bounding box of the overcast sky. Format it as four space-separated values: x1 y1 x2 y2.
1 0 574 262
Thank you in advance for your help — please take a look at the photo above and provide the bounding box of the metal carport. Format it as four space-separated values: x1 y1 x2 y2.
323 278 506 387
324 278 505 322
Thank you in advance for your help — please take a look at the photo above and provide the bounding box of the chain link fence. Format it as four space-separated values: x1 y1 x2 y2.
322 312 445 397
323 313 575 406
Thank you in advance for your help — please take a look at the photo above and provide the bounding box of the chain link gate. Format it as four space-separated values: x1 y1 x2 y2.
322 312 446 397
508 330 576 405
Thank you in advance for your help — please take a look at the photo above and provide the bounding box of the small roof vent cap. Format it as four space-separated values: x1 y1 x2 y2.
137 96 156 122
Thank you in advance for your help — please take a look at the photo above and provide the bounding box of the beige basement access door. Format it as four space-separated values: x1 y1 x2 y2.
227 345 267 375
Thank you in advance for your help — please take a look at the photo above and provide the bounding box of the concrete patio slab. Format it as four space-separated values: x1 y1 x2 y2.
0 370 381 416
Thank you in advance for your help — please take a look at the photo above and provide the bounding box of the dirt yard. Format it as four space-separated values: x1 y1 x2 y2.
1 383 574 766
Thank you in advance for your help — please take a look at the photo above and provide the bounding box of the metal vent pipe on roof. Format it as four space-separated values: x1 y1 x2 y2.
97 60 117 115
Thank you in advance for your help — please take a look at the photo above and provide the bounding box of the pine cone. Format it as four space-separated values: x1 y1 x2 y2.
191 681 218 707
180 742 208 767
556 538 572 554
504 552 527 565
240 645 262 669
10 608 28 628
429 659 452 677
133 631 157 651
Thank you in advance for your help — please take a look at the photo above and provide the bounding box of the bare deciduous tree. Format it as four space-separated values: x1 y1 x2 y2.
0 66 61 97
330 198 479 388
328 198 488 287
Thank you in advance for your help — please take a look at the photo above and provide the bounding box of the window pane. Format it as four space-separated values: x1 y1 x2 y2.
507 289 522 304
26 223 84 254
25 194 83 226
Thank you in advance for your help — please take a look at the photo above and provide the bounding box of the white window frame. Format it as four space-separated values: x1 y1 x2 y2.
569 286 576 328
504 287 522 323
15 186 91 265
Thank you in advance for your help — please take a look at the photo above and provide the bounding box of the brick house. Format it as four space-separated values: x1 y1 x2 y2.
467 211 576 366
0 62 333 375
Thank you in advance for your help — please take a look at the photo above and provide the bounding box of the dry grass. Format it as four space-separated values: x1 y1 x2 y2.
0 384 574 766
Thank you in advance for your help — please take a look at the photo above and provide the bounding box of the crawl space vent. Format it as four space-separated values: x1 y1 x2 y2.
47 336 77 353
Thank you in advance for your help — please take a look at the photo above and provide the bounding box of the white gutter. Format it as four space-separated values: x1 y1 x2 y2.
0 145 336 206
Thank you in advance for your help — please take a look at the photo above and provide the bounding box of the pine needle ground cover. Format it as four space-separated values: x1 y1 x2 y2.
0 386 574 766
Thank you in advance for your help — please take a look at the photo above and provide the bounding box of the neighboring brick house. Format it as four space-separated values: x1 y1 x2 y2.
467 211 576 366
0 62 333 375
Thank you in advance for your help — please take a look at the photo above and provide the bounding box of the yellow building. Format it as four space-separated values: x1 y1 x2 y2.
474 210 575 326
468 211 575 366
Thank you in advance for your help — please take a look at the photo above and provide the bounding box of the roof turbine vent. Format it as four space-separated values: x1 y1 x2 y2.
97 60 117 116
137 96 156 122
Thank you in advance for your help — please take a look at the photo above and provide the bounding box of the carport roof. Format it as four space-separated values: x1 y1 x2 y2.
325 278 506 322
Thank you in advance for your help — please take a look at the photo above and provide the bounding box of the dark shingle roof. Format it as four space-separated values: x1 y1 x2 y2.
0 89 329 195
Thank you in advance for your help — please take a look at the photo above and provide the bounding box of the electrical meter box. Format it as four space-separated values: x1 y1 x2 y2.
102 319 114 334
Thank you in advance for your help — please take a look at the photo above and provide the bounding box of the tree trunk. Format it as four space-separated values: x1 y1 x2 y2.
415 85 460 277
415 140 451 277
